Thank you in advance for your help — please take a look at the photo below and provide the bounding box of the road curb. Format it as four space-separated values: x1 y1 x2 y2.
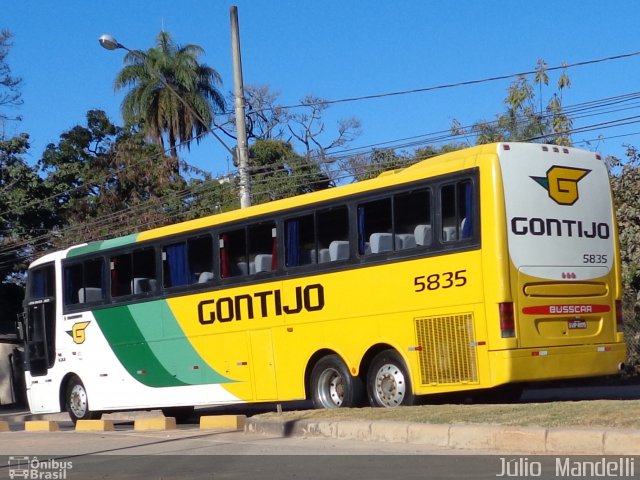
245 418 640 455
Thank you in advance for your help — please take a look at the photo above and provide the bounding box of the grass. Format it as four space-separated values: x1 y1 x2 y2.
255 400 640 429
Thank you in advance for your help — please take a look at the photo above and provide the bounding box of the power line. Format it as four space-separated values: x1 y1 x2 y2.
276 50 640 110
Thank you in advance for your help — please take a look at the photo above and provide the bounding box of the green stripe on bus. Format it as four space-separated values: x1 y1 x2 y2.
93 301 231 387
67 233 139 257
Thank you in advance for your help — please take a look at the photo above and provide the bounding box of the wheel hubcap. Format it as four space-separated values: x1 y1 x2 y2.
69 384 88 418
374 364 405 407
317 368 345 407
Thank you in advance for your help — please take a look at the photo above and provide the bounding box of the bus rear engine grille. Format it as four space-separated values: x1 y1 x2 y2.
415 314 479 385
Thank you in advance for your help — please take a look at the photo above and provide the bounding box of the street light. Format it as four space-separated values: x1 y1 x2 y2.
98 32 252 208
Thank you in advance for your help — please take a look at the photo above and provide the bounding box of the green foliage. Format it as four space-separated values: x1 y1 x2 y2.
0 133 55 279
245 139 332 204
454 60 572 146
0 29 22 122
608 147 640 288
39 110 188 247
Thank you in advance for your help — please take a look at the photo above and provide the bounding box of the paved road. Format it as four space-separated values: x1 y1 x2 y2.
1 382 638 479
0 424 492 480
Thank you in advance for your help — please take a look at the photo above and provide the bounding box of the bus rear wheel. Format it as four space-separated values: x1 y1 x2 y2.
310 355 363 408
367 350 415 407
65 376 101 423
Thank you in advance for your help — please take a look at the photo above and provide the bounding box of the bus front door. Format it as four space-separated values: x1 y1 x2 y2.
25 299 55 377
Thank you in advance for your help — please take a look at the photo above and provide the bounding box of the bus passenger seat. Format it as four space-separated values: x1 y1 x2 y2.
198 271 214 283
396 233 416 250
443 226 457 241
369 233 393 253
78 287 102 303
329 241 350 261
414 224 432 246
254 254 273 273
315 248 330 263
132 278 157 294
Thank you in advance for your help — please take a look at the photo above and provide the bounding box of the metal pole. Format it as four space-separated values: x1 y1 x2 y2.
230 6 251 209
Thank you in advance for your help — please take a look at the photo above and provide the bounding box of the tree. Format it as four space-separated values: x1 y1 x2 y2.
286 95 362 164
243 139 332 204
114 31 225 175
454 60 572 146
608 146 640 367
0 30 22 124
39 110 186 246
0 134 54 281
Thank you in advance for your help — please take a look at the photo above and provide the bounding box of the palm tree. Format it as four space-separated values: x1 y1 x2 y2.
114 31 225 175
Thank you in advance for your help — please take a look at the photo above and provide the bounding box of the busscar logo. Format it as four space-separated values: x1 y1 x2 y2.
531 166 591 206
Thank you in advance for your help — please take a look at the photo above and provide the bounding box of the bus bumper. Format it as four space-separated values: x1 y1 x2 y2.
488 342 627 385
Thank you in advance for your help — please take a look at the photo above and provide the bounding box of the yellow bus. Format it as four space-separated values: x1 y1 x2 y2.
22 142 625 421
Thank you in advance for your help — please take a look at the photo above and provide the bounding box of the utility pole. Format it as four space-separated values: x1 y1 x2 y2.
230 6 251 209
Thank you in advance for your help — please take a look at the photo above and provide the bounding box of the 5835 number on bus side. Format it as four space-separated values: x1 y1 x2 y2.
414 270 467 292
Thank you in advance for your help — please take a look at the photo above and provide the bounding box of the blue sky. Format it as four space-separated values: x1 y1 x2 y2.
3 0 640 176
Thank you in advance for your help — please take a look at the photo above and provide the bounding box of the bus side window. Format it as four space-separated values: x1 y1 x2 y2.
219 229 247 278
163 241 188 288
358 198 393 255
317 206 350 262
111 248 156 297
394 189 431 250
286 214 315 267
110 253 132 297
163 235 214 287
64 263 83 305
441 180 474 242
132 248 156 294
189 235 214 283
248 222 277 274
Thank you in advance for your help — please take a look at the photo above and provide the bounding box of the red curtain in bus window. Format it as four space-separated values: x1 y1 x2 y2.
220 234 230 278
110 258 119 296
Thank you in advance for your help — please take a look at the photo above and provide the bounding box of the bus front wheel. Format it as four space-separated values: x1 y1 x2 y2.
309 355 363 408
367 350 415 407
65 376 101 423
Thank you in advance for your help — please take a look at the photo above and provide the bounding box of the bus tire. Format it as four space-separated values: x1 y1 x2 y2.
309 355 363 408
65 376 101 423
367 350 415 407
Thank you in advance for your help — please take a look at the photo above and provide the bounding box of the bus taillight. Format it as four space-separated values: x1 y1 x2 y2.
616 300 624 332
499 302 515 338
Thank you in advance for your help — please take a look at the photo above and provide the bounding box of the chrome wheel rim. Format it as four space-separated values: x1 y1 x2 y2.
316 368 345 408
373 363 405 407
69 384 88 418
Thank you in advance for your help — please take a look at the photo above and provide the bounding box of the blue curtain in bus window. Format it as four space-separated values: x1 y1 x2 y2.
64 268 75 305
357 206 366 254
461 182 473 239
31 269 47 298
286 221 300 267
166 243 190 287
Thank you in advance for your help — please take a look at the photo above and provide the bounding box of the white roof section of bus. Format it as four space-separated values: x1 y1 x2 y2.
28 243 88 268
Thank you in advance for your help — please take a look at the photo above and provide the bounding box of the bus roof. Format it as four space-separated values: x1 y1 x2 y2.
54 142 597 260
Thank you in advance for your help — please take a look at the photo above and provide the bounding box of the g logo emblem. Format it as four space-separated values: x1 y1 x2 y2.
531 166 590 206
67 321 91 344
